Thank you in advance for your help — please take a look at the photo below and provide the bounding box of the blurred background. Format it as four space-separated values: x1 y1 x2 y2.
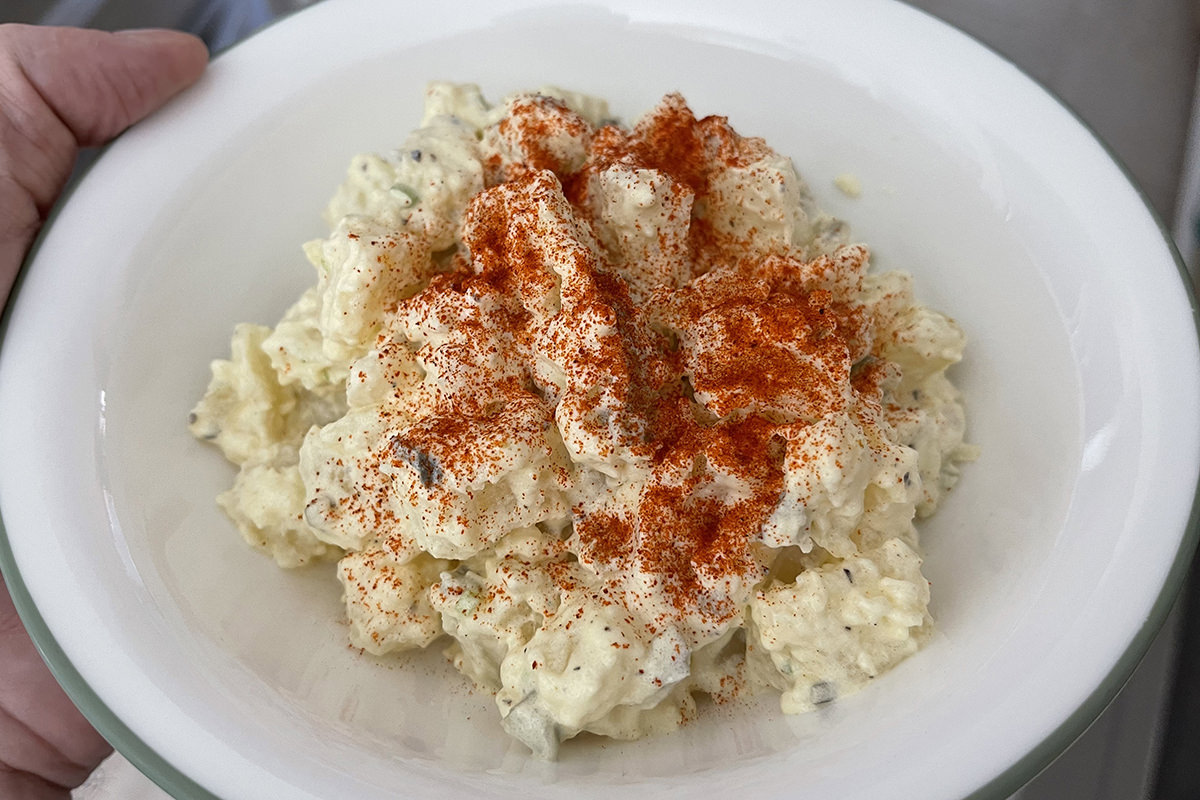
2 1 1198 798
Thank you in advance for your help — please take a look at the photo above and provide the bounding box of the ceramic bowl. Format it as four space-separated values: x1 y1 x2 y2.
1 1 1197 798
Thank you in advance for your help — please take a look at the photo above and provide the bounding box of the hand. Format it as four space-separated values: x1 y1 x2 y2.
0 24 207 798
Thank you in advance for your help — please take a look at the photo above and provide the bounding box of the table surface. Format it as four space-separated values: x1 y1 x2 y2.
3 1 1197 798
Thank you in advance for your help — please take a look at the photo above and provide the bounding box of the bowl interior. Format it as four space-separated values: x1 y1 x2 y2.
2 2 1196 799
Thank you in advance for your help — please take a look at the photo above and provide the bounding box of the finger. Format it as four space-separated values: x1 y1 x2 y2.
0 576 112 791
3 26 209 151
0 767 71 800
0 25 208 307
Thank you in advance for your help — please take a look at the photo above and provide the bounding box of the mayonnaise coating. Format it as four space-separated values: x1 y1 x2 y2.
189 82 975 758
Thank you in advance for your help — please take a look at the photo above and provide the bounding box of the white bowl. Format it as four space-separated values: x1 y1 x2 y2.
1 1 1197 798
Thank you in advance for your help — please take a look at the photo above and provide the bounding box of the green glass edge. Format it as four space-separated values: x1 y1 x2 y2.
0 533 220 799
0 237 218 792
0 3 1196 799
898 2 1200 797
959 149 1200 793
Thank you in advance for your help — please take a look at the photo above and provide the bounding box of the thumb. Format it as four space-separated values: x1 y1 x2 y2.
0 24 208 304
4 25 210 151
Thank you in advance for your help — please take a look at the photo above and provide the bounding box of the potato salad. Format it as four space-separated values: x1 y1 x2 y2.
189 83 975 758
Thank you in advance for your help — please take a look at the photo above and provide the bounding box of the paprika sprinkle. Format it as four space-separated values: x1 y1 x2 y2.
190 82 975 759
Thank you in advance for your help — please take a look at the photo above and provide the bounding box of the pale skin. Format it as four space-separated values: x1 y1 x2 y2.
0 24 207 798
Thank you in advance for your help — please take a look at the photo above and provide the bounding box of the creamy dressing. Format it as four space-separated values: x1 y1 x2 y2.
189 83 975 758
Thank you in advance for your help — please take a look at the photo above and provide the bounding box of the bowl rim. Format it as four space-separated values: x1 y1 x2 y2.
1 1 1198 798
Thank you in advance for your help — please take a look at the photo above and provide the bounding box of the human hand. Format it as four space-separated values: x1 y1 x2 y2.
0 24 207 798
